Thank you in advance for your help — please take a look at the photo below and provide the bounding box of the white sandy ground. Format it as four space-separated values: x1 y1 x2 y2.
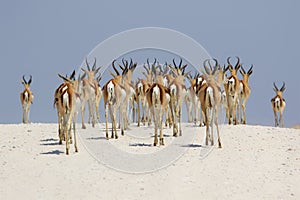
0 122 299 200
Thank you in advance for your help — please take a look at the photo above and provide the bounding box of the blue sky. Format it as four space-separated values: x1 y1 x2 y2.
0 0 299 126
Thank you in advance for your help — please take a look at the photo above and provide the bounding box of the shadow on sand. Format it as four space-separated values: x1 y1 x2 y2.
40 150 64 155
129 143 152 147
181 144 202 148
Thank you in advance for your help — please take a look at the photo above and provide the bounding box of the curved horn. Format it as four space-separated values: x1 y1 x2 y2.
240 65 246 74
153 58 157 66
280 82 286 92
85 58 91 71
178 58 182 68
207 59 213 72
70 70 76 80
147 58 151 68
28 75 32 84
118 64 125 71
235 56 240 69
129 58 133 68
182 64 188 74
143 64 150 74
213 58 219 67
203 59 211 74
173 58 177 69
22 75 27 84
248 64 253 75
273 82 279 91
227 57 231 65
92 58 97 71
122 58 126 67
112 60 120 76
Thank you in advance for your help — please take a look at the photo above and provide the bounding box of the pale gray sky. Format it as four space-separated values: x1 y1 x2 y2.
0 0 299 126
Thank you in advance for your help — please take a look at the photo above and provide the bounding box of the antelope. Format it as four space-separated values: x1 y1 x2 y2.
168 58 189 136
217 64 229 124
119 58 137 124
152 61 173 128
20 75 34 124
225 56 241 125
238 64 253 124
80 58 101 129
186 73 201 124
54 70 75 144
112 59 136 129
271 82 286 127
146 83 167 146
136 78 151 126
54 72 78 154
103 60 127 139
196 59 222 148
95 74 103 123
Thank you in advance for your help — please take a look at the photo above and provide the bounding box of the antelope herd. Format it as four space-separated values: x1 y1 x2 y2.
21 56 288 154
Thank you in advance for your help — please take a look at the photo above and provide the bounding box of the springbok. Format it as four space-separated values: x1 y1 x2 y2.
146 83 167 146
54 70 75 144
20 75 34 124
54 72 78 154
217 64 229 124
136 78 151 126
238 64 253 124
271 82 286 127
110 59 136 129
168 58 189 136
95 74 103 123
103 60 127 139
225 56 241 125
196 59 222 148
152 61 173 128
186 73 201 124
80 58 101 129
119 58 137 124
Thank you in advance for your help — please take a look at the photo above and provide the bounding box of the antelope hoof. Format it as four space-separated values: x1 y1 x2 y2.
121 130 124 136
115 135 118 139
82 125 86 129
218 141 222 148
75 148 78 153
160 138 164 146
179 130 182 136
154 137 158 146
205 139 209 146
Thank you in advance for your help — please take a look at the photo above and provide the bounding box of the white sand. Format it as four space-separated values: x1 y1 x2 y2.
0 123 299 199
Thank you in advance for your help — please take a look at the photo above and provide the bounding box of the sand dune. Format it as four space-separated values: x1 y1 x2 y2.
0 123 299 199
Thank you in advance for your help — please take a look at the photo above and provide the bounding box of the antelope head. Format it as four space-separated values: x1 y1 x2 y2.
81 58 101 81
273 82 286 97
227 56 241 76
239 64 253 83
22 75 32 90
